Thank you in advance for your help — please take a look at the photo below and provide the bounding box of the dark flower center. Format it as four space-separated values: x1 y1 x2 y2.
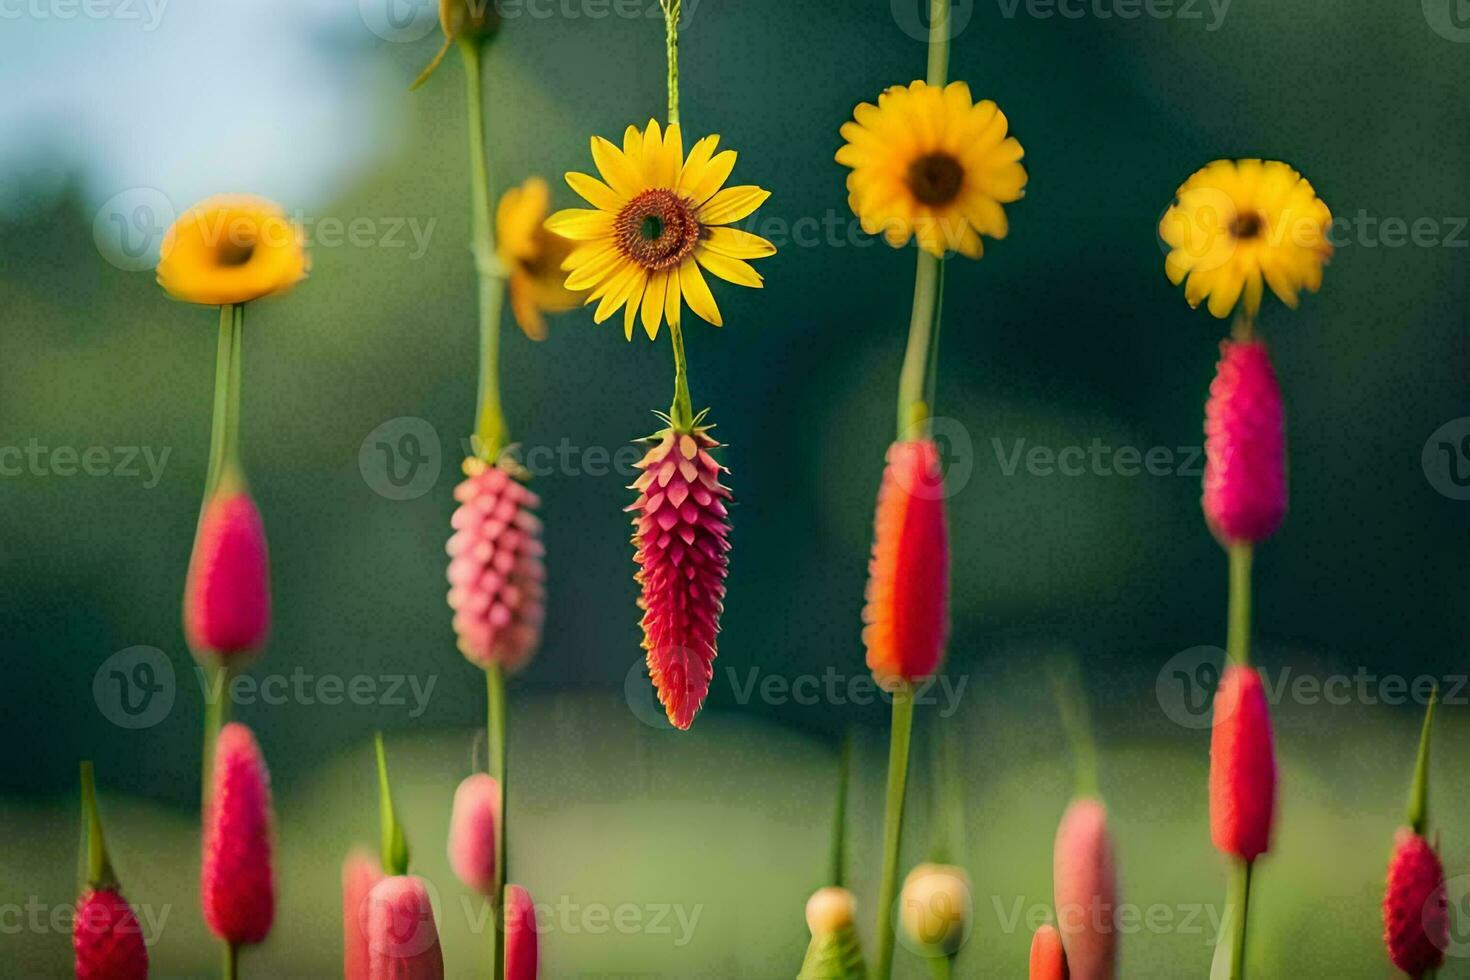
615 189 700 270
906 153 965 206
1230 211 1264 240
216 236 256 267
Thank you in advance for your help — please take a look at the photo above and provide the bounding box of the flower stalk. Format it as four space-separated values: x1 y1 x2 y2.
874 682 915 980
487 664 509 980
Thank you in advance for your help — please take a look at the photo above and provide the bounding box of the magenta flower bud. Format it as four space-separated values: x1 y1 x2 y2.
74 888 148 980
201 722 275 946
1383 829 1448 976
185 484 271 660
344 849 384 980
1052 797 1118 980
366 875 444 980
504 883 538 980
448 773 500 895
1202 339 1286 545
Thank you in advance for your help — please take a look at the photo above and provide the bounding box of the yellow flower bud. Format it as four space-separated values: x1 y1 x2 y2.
805 886 856 937
898 863 971 957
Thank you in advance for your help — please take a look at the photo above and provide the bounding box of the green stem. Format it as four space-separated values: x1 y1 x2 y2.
1226 543 1253 667
874 684 916 980
897 249 943 438
462 37 509 461
487 665 508 980
223 941 238 980
1051 662 1100 799
661 0 680 125
202 662 231 799
928 954 953 980
79 762 117 889
667 320 695 432
204 305 234 499
828 731 852 887
1407 687 1437 836
926 0 950 87
1227 859 1252 980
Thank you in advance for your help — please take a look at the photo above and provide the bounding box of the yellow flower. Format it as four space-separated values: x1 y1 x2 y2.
496 177 583 340
836 80 1027 259
156 195 308 306
545 120 776 341
1159 159 1333 319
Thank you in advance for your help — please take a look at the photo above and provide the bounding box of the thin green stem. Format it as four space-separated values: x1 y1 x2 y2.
1226 543 1253 667
926 0 950 87
667 320 695 432
661 0 681 124
202 662 231 800
1408 687 1437 836
897 249 943 437
223 941 238 980
928 954 954 980
461 38 509 461
487 665 508 980
226 304 243 475
1227 859 1252 980
874 684 916 980
203 305 235 499
828 731 852 887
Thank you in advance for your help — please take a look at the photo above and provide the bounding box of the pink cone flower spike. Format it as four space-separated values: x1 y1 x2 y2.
201 722 275 946
366 875 444 980
344 849 385 980
1384 829 1447 976
448 773 500 895
1202 339 1285 545
1052 797 1118 980
504 883 538 980
447 459 546 672
74 887 148 980
1209 664 1277 861
184 482 270 661
627 418 732 730
862 439 950 684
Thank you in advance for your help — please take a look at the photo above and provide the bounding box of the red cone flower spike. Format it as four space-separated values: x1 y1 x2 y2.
74 888 148 980
1202 339 1286 545
365 875 444 980
202 722 275 945
504 883 538 980
184 483 270 660
627 418 732 730
344 849 384 980
862 439 949 684
1384 829 1447 975
447 773 500 896
1052 797 1118 980
1209 664 1277 861
447 459 546 673
1029 923 1069 980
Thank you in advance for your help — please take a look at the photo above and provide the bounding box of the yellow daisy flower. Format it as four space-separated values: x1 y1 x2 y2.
156 195 308 306
1159 159 1333 319
836 80 1027 259
545 119 776 341
496 177 584 340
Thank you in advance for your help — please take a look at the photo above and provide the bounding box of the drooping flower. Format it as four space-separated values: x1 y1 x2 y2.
1202 339 1286 545
344 849 384 980
799 886 866 980
365 875 444 980
1052 797 1118 980
1029 923 1069 980
862 440 949 685
184 480 271 661
546 119 776 340
627 418 732 729
202 722 275 946
898 862 971 957
447 773 500 895
446 459 546 673
156 195 308 306
74 888 149 980
1159 159 1332 319
497 177 584 340
1383 829 1448 976
836 80 1027 258
1209 665 1276 861
504 883 538 980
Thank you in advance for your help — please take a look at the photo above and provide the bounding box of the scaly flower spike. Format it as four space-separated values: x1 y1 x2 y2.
1384 690 1447 978
74 762 148 980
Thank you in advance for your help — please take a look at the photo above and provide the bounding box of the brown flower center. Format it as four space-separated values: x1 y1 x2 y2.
614 189 700 270
906 153 965 206
216 234 257 267
1230 211 1264 240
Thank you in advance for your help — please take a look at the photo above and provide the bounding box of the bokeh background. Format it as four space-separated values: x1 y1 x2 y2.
3 0 1469 975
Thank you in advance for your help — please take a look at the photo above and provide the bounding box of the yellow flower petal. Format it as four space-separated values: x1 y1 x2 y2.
699 185 770 225
683 150 737 207
641 269 668 340
591 136 644 199
695 247 763 288
677 135 720 196
545 208 615 240
565 171 625 212
702 227 776 260
679 259 722 326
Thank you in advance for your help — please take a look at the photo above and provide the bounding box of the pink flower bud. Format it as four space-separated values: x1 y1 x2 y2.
1052 797 1118 980
504 883 538 980
366 875 444 980
1383 829 1447 975
448 773 500 895
343 849 384 980
1209 664 1276 861
185 487 270 660
74 888 148 980
202 722 275 945
1202 339 1286 545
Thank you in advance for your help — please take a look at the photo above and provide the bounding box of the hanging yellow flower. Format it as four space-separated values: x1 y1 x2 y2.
156 195 308 306
836 80 1027 259
545 120 776 341
1159 159 1333 319
496 177 583 340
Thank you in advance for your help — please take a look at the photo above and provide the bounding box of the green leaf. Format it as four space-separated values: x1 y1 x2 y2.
375 733 410 876
797 920 867 980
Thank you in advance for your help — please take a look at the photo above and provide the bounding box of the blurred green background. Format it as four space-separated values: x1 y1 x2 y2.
3 0 1468 976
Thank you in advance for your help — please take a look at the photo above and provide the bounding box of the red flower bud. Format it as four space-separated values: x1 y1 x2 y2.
1029 923 1069 980
1383 829 1447 976
1208 664 1276 861
185 486 271 660
201 722 275 945
447 773 500 896
73 888 148 980
504 883 538 980
365 875 444 979
1202 339 1285 545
